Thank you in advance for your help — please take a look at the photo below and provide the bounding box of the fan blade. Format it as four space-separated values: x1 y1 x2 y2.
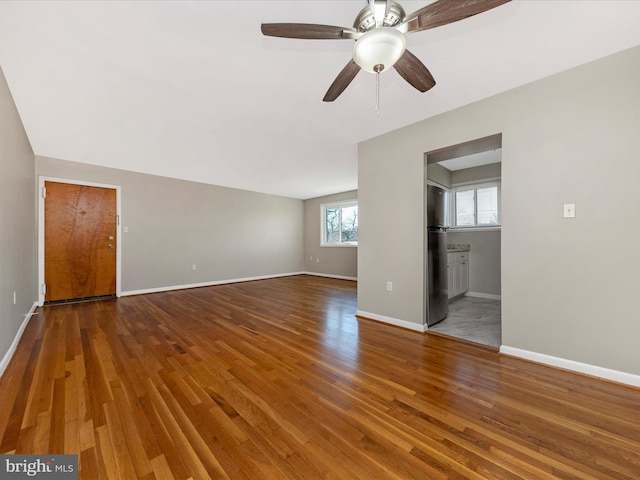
402 0 511 34
393 50 436 93
323 60 361 102
261 23 360 40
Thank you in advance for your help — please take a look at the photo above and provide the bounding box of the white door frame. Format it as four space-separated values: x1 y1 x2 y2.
38 176 122 306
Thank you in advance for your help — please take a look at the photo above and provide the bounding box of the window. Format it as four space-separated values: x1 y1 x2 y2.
452 182 500 228
321 200 358 246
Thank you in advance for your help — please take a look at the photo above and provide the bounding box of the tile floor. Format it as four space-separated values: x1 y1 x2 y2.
429 296 501 348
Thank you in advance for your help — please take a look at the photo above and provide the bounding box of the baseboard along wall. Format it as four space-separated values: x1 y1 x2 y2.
465 291 501 301
0 302 39 379
500 345 640 388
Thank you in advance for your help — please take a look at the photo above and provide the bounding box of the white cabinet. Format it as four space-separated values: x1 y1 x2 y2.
447 255 454 300
458 257 469 293
447 251 469 299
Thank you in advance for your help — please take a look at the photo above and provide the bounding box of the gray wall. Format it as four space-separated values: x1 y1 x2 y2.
426 160 501 188
36 156 304 293
0 67 37 369
448 230 501 297
451 162 501 184
425 162 452 188
303 190 357 279
358 46 640 376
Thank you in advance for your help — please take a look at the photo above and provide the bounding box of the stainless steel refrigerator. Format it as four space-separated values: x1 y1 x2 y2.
426 185 448 326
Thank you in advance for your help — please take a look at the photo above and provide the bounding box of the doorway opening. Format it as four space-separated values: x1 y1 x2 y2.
38 177 122 306
424 134 502 348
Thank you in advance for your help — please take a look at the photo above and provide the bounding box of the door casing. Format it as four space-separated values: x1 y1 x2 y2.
38 176 122 306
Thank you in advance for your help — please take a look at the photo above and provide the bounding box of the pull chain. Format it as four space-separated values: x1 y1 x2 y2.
375 71 380 117
374 64 384 117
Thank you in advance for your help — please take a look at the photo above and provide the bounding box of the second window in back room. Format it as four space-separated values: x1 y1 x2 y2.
452 181 500 228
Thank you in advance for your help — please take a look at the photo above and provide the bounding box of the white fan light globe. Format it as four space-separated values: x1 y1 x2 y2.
353 27 406 73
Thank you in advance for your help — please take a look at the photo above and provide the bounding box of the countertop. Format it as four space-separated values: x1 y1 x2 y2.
447 244 470 253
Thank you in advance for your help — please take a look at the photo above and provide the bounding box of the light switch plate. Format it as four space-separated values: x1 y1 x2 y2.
563 203 576 218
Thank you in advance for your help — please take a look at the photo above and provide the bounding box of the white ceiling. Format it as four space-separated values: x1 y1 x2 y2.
1 1 639 199
438 149 501 171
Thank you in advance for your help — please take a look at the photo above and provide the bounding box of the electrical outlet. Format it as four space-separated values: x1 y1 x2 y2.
316 258 320 263
563 203 576 218
386 281 393 291
192 264 197 271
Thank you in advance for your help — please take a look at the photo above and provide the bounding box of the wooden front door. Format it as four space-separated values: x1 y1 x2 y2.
44 181 117 302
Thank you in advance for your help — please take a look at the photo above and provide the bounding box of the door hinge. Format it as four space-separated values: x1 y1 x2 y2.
42 284 47 295
42 186 47 199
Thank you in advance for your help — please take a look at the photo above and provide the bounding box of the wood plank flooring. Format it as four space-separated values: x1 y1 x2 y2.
1 275 639 479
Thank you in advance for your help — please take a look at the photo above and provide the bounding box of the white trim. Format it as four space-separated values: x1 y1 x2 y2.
38 176 122 306
465 291 501 301
500 345 640 388
319 199 358 208
426 179 450 190
356 310 426 332
451 180 501 228
320 199 358 247
121 272 307 297
0 302 38 379
302 272 357 281
448 226 501 233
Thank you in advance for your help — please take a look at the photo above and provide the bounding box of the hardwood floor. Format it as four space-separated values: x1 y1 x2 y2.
1 275 639 479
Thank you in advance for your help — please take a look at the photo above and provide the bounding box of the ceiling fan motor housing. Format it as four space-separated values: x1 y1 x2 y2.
354 2 406 32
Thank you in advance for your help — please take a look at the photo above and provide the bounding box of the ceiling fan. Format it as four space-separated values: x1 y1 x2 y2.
261 0 511 102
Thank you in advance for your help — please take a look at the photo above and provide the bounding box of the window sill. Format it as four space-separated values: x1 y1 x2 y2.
321 243 358 248
448 226 501 232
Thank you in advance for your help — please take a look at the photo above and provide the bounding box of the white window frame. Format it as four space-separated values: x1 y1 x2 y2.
320 200 358 247
450 180 501 231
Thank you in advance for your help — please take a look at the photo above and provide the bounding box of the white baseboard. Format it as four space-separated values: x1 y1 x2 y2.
356 310 426 332
121 272 307 297
121 271 358 297
465 291 501 300
500 345 640 388
0 302 39 379
302 272 357 281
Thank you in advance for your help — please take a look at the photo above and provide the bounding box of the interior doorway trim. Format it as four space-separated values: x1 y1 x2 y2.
37 176 122 306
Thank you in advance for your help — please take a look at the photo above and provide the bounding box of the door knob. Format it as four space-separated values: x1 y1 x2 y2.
108 244 114 249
